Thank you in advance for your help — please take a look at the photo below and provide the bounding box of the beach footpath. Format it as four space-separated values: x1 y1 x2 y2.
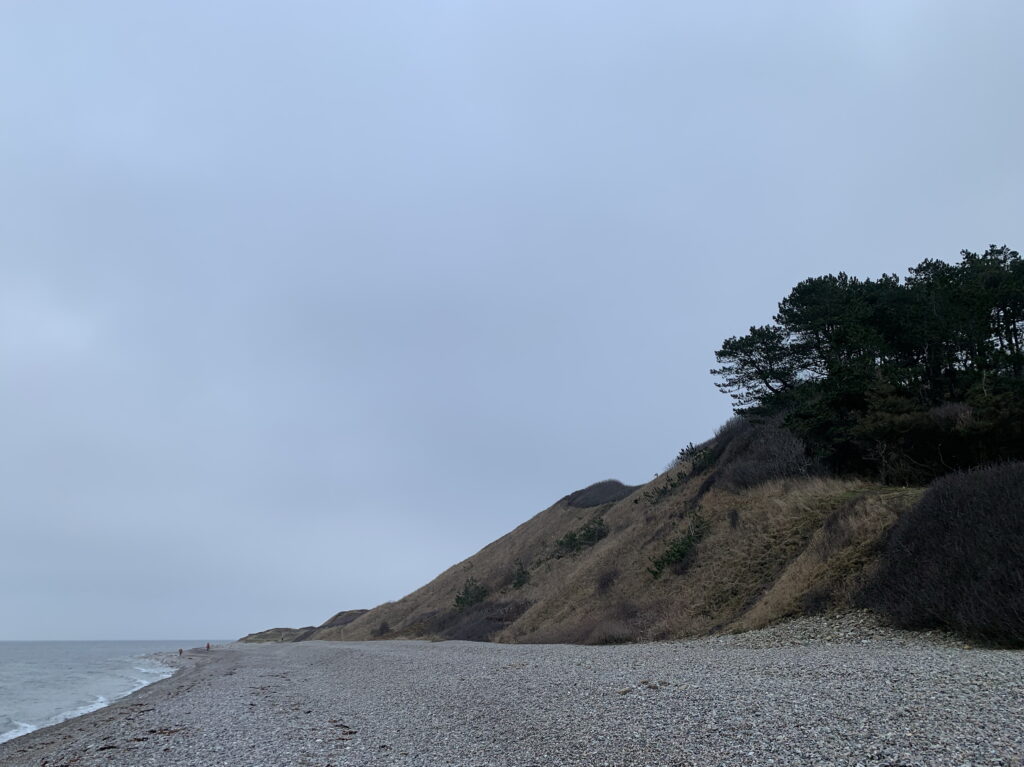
1 621 1021 766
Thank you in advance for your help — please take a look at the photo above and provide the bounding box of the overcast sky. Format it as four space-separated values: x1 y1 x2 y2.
2 2 1022 640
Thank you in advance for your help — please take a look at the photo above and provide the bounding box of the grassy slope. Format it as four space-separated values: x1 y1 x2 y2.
240 609 369 643
314 463 922 644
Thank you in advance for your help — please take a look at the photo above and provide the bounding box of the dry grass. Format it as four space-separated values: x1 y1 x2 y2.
322 463 921 644
239 627 316 643
728 486 921 630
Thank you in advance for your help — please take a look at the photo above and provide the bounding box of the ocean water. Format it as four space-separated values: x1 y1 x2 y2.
0 640 209 744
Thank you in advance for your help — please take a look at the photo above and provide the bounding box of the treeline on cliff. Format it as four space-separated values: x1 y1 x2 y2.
248 245 1024 647
712 244 1024 484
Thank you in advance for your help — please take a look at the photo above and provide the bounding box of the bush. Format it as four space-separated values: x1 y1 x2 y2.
716 415 755 443
862 462 1024 643
556 516 608 554
642 470 688 505
511 560 530 589
454 577 489 610
426 600 531 642
595 567 619 594
717 422 811 490
521 600 640 645
564 480 638 508
648 516 707 579
678 442 715 474
588 601 640 644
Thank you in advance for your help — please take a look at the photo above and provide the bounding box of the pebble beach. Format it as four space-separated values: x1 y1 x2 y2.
1 616 1021 767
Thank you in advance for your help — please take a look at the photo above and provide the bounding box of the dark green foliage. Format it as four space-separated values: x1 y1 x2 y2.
862 463 1024 643
710 325 800 408
642 471 688 505
453 577 489 610
679 442 715 474
511 560 530 589
648 517 706 579
556 516 608 554
712 245 1024 481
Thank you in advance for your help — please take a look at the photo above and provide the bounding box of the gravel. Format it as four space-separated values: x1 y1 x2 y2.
2 615 1021 766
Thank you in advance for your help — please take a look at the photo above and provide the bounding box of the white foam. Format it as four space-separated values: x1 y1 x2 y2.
46 663 176 729
0 721 38 744
59 695 109 722
0 648 181 745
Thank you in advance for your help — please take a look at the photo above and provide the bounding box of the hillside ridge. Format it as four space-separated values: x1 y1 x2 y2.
245 420 932 644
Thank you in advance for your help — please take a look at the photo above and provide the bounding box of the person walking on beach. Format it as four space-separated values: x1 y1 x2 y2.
178 648 183 657
205 643 210 651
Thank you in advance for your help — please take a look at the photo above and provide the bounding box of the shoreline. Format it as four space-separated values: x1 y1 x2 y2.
0 646 219 755
3 652 177 742
1 623 1021 766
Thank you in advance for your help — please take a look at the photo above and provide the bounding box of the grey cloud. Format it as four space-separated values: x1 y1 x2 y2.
2 1 1022 638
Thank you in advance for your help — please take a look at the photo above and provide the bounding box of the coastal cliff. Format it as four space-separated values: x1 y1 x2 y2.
245 416 1024 646
245 246 1024 646
312 421 920 644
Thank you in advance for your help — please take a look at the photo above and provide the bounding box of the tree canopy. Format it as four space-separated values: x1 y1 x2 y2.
712 245 1024 483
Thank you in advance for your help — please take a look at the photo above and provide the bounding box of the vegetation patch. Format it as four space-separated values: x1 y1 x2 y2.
711 245 1024 483
678 442 715 474
454 577 489 610
430 600 532 642
862 462 1024 644
640 471 687 506
564 480 638 508
648 517 707 579
555 516 608 554
716 422 812 490
510 560 530 589
595 567 619 594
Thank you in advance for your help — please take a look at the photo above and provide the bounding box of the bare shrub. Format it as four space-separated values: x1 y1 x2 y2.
566 602 641 644
716 415 754 444
718 423 811 490
670 420 751 475
928 402 974 429
595 567 619 595
800 587 831 614
585 619 635 645
862 462 1024 644
430 601 531 642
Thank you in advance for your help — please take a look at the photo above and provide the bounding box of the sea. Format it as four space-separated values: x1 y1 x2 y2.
0 640 212 744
